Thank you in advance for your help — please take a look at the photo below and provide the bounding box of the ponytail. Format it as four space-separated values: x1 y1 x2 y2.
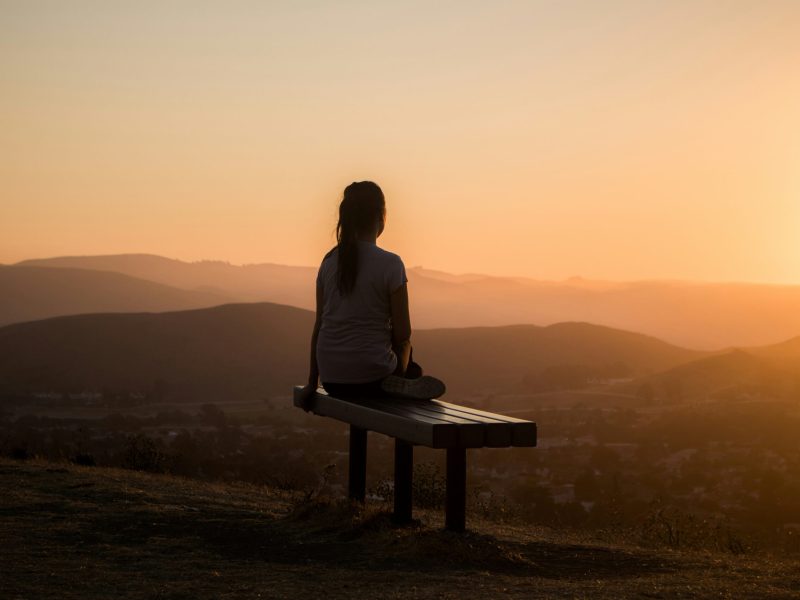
336 181 385 295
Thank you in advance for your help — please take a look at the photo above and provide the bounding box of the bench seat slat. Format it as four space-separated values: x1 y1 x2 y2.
293 386 537 448
295 388 457 448
364 398 534 447
353 398 490 447
366 399 514 447
433 400 537 446
432 400 533 424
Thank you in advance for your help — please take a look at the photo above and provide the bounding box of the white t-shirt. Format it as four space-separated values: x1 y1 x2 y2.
316 241 408 384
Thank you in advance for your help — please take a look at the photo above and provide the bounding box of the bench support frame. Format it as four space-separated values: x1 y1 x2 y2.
348 425 367 502
297 386 535 533
393 439 413 524
347 429 464 530
446 447 467 532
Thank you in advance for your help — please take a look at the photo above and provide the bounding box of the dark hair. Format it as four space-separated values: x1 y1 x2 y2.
335 181 385 295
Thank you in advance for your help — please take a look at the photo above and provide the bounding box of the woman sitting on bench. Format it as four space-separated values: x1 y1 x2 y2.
297 180 446 405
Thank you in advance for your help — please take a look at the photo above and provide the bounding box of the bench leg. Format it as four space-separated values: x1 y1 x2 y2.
446 447 467 532
393 439 413 524
348 425 367 502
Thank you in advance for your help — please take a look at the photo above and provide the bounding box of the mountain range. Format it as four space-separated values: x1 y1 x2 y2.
8 253 800 349
0 265 231 328
0 301 797 404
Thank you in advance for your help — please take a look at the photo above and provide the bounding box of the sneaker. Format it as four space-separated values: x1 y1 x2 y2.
380 375 446 400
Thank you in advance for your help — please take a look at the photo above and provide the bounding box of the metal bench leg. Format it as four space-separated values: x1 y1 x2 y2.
348 425 367 502
446 447 466 532
393 439 413 524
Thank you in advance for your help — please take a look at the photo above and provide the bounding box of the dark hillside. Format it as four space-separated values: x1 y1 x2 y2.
416 322 704 393
0 304 703 400
0 303 313 400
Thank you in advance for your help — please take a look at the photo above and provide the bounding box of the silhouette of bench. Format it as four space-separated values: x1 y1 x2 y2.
293 386 537 532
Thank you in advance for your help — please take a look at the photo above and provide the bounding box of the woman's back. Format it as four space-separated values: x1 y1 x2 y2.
297 180 444 405
315 241 407 384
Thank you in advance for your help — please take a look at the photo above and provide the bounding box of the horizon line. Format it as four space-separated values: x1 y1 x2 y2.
5 251 800 288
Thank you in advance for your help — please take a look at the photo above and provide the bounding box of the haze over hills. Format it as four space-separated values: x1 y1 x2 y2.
0 303 705 401
14 254 315 306
12 254 800 350
0 265 232 328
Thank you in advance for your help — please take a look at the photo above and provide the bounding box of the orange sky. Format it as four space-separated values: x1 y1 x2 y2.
2 1 799 283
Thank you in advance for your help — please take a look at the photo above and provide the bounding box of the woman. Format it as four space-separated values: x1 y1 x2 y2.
297 181 445 406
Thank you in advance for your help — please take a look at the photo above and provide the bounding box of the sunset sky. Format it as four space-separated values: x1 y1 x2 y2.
2 1 799 283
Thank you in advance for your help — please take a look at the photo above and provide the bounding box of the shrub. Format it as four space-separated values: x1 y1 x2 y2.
121 434 167 473
72 453 96 467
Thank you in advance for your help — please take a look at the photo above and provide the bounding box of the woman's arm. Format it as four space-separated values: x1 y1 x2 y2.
298 284 323 408
390 282 412 376
307 283 324 385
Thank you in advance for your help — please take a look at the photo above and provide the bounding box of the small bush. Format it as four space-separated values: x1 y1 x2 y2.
121 434 167 473
413 462 446 509
639 504 748 554
72 453 96 467
10 447 30 460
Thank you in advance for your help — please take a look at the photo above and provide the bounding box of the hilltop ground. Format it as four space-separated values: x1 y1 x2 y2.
1 458 798 599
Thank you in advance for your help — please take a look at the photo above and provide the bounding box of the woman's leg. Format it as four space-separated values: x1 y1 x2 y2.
404 347 423 379
322 380 384 399
379 346 446 400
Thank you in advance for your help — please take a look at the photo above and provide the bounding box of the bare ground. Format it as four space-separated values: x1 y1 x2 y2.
1 458 798 599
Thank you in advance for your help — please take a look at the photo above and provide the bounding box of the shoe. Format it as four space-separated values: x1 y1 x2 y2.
380 375 446 400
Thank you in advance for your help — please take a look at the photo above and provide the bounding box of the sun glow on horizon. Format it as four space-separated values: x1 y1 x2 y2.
2 1 800 284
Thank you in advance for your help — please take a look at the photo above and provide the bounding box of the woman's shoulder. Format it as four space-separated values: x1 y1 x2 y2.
365 243 404 265
316 247 338 282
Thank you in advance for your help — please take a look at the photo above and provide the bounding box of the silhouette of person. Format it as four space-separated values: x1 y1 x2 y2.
297 181 445 406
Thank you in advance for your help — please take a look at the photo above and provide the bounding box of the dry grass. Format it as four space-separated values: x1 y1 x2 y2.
1 458 799 599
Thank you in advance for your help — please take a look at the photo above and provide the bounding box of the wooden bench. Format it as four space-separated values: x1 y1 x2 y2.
293 386 537 532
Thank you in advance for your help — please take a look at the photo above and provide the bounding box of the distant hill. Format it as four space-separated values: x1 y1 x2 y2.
14 254 800 350
0 265 232 328
749 336 800 369
15 253 315 307
414 322 704 393
636 349 797 402
0 303 313 401
0 304 702 400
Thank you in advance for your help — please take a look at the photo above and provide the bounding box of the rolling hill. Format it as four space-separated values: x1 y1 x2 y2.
0 303 703 401
642 350 792 399
749 336 800 369
0 265 232 328
413 322 705 393
13 254 800 350
14 254 315 306
0 303 312 401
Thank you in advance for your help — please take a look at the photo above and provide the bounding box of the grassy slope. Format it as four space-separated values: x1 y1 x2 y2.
1 459 798 599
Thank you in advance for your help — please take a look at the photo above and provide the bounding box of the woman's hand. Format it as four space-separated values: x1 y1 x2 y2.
299 284 323 413
296 383 317 412
390 283 412 375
